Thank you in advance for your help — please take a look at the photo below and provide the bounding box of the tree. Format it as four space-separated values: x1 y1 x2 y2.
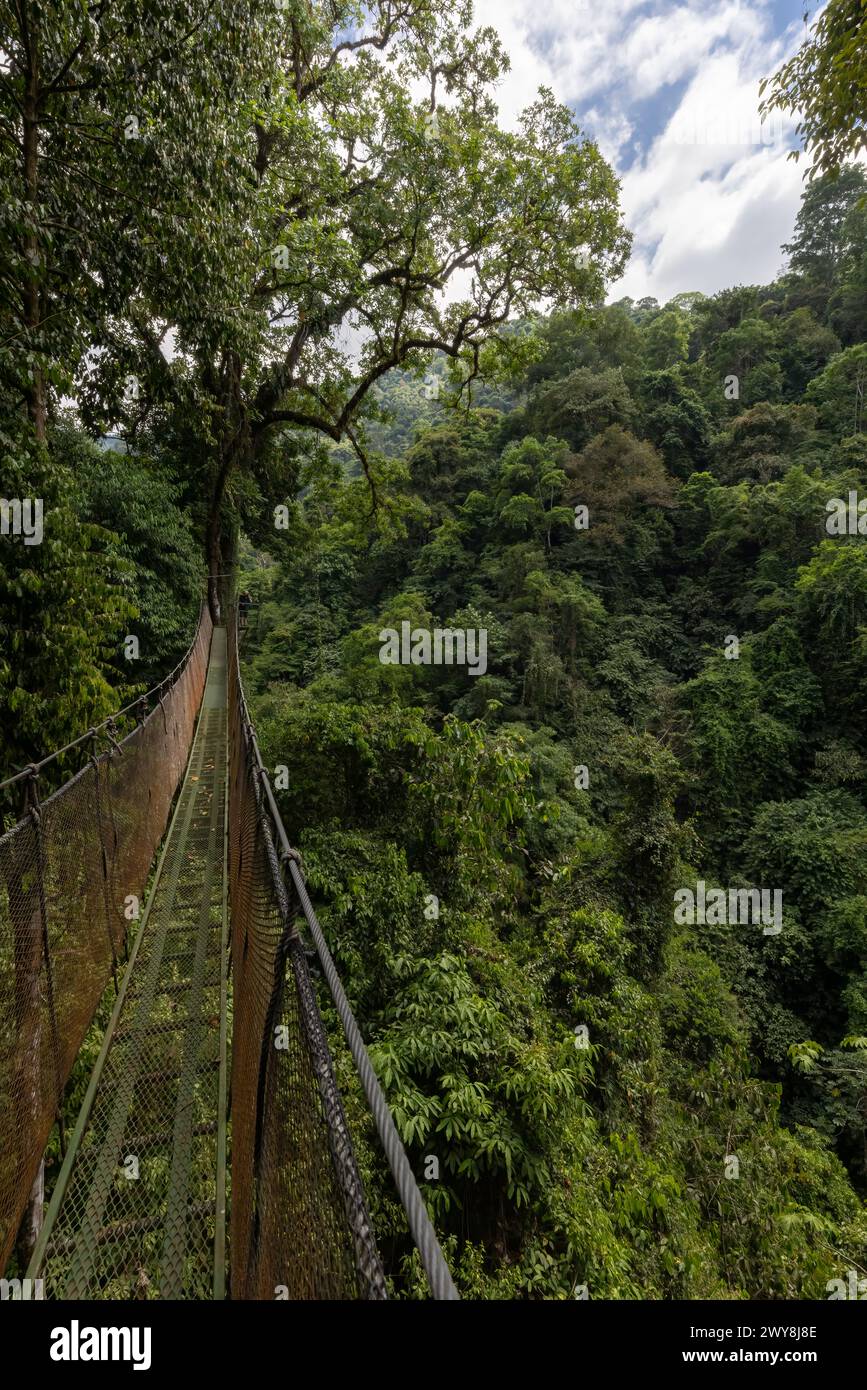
231 150 867 1285
678 645 798 849
77 1 632 618
0 426 134 779
779 167 867 327
72 432 202 684
760 0 867 177
0 0 268 447
778 308 841 397
829 195 867 344
642 308 690 371
525 304 643 387
805 343 867 435
692 286 761 352
0 0 269 760
789 1036 867 1180
636 369 711 476
796 540 867 644
522 366 635 450
492 437 572 547
712 401 819 484
707 316 783 409
783 166 867 283
567 426 675 528
562 426 676 598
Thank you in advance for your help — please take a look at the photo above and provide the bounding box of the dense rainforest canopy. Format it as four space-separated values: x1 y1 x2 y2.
2 0 867 1300
234 164 867 1297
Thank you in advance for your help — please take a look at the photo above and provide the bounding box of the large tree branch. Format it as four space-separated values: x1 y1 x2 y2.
296 2 420 101
253 315 505 446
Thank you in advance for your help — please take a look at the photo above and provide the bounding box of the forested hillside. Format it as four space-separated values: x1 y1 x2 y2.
237 166 867 1298
2 0 866 1308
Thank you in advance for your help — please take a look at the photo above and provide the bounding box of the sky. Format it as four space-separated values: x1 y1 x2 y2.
471 0 816 304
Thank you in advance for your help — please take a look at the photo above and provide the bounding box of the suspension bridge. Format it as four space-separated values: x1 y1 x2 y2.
0 599 457 1300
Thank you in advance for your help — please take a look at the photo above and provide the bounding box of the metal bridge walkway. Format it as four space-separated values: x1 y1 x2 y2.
27 628 229 1299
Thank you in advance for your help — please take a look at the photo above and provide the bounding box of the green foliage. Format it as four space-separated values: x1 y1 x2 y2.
69 432 202 684
233 159 867 1294
806 344 867 434
643 309 690 371
761 1 867 176
0 424 136 779
237 157 867 1296
521 366 635 450
4 4 867 1297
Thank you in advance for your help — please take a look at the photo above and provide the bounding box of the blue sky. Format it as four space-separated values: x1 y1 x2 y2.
472 0 816 302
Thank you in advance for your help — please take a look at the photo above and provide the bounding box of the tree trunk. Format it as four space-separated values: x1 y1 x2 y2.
206 503 223 626
15 1162 44 1274
206 440 242 624
21 10 46 444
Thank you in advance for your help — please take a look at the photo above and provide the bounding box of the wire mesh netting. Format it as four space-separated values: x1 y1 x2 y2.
227 613 387 1300
0 606 213 1275
29 625 228 1298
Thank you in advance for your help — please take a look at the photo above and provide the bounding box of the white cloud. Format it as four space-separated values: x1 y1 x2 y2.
616 150 805 301
472 0 652 125
623 3 766 99
467 0 814 301
580 105 635 165
612 28 808 300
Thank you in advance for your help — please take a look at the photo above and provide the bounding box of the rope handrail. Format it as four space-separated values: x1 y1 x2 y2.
0 600 208 794
230 609 460 1301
